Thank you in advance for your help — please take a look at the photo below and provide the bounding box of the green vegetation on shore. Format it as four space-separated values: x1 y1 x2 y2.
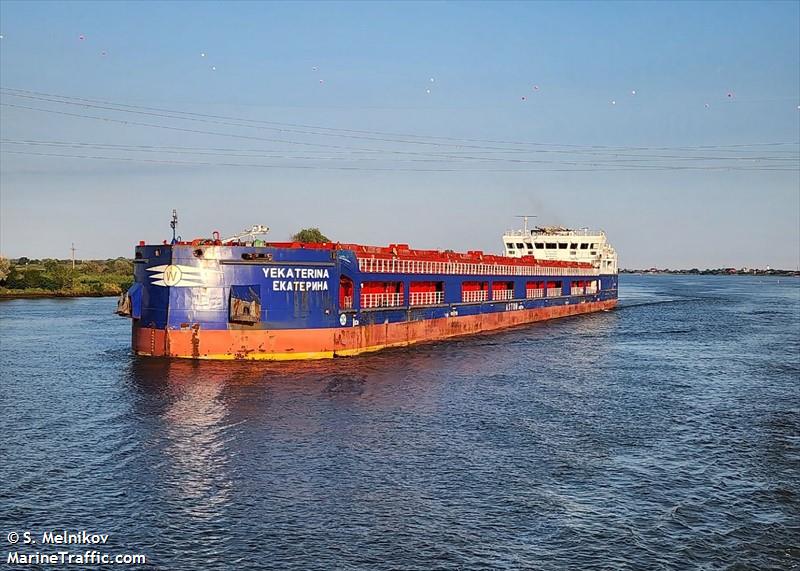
0 257 133 298
1 252 795 300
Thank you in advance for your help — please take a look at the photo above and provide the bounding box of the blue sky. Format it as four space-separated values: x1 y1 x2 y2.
0 0 798 268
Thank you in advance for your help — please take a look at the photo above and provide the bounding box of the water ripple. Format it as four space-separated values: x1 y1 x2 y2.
1 276 799 570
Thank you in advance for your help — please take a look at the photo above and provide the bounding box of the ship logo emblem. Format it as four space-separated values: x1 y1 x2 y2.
147 264 218 287
161 265 182 286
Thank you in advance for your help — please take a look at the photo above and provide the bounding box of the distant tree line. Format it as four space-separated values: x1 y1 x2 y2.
619 267 799 276
0 228 332 296
0 257 134 296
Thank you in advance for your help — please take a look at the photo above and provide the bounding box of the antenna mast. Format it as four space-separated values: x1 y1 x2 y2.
170 209 178 244
515 215 537 234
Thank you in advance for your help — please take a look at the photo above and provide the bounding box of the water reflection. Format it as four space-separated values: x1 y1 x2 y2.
128 359 234 520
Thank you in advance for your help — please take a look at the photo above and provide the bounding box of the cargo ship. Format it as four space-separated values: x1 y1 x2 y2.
117 218 618 360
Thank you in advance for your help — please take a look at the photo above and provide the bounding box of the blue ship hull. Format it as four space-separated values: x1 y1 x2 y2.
121 243 618 359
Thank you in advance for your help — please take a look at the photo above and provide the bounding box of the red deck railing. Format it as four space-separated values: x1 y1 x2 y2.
170 238 598 276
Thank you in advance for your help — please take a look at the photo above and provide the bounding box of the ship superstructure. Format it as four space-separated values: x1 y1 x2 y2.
503 223 618 274
118 220 618 360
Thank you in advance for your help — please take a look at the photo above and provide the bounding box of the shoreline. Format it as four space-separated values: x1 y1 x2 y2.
2 272 796 302
620 271 799 277
0 291 120 300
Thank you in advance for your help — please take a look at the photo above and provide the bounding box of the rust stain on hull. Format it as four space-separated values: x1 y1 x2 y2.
133 300 617 360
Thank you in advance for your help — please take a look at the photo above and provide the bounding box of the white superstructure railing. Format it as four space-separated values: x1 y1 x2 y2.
526 288 545 299
357 257 598 276
409 291 444 306
546 288 562 297
462 290 488 303
493 289 514 301
360 292 404 309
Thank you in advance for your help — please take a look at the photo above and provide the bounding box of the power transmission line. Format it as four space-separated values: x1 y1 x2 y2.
2 139 797 169
2 104 797 170
2 87 798 155
2 86 797 174
3 149 795 172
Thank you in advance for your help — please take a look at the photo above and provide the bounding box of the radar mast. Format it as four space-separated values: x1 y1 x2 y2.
515 215 537 234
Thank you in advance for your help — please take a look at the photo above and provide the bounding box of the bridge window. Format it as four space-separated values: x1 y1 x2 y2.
580 243 589 249
516 243 525 249
546 243 557 249
462 281 489 303
570 243 578 249
558 243 568 249
535 243 544 249
505 242 514 249
409 281 444 306
361 281 404 309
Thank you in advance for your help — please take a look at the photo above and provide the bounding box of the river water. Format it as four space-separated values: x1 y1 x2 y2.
1 275 798 570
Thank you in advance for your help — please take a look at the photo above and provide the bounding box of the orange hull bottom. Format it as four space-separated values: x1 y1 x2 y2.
133 299 617 360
